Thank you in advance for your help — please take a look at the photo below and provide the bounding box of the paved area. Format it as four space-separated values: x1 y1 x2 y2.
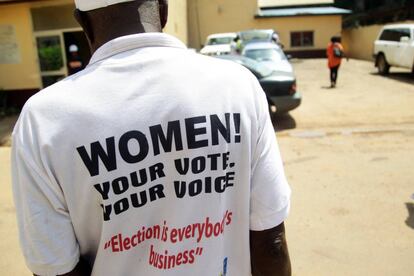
0 58 413 275
280 59 414 276
0 147 29 275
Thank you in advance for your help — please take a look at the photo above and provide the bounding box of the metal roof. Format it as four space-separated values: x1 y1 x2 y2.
256 6 352 18
258 0 334 8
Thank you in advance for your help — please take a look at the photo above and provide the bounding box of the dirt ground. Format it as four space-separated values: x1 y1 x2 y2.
280 59 414 276
1 58 414 275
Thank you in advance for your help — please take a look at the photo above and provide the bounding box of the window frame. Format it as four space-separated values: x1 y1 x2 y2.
33 28 82 88
290 31 314 48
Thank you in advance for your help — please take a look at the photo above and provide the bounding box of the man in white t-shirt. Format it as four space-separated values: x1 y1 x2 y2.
11 1 292 275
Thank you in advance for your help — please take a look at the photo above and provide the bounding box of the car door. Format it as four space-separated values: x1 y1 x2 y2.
376 29 397 65
396 28 414 69
385 29 404 66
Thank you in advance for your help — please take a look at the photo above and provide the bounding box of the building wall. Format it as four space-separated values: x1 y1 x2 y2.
255 15 342 52
164 0 188 44
0 0 188 99
188 0 258 49
0 3 40 90
341 25 382 61
30 0 79 32
342 20 414 61
188 0 342 54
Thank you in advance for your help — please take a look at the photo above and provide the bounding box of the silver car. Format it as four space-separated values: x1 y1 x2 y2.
242 42 293 74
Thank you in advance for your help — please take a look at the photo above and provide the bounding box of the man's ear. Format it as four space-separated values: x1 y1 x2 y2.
158 0 168 29
74 9 94 47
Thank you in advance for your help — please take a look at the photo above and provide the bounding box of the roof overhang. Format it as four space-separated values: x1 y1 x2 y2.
256 6 352 18
258 0 334 8
0 0 61 4
0 0 40 4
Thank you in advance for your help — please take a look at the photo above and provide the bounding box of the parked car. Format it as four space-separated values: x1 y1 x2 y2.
238 29 275 45
238 29 283 50
374 24 414 75
242 42 293 73
216 55 301 115
200 33 237 56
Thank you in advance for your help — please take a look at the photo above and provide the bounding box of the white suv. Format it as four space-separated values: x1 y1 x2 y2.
200 33 237 56
374 24 414 75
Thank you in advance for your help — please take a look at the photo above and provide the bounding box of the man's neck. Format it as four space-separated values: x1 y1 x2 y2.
87 1 162 53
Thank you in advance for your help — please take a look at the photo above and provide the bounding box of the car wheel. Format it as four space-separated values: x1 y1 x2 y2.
377 54 390 75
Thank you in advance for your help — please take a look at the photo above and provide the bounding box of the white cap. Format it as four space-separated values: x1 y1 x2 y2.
74 0 135 11
69 44 79 52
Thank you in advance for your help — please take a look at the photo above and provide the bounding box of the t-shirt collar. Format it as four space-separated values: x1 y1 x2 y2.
88 32 187 65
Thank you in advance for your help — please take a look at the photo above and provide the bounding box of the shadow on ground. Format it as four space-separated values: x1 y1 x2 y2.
405 203 414 230
288 58 303 64
273 113 297 132
371 72 414 85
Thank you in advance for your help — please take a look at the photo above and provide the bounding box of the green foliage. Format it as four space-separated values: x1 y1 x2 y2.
338 0 414 28
38 45 63 71
335 0 354 9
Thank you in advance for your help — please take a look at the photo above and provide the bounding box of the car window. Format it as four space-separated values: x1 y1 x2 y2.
216 55 273 78
239 58 273 77
398 28 411 39
379 29 397 42
207 37 233 45
244 48 287 62
240 31 272 43
380 28 411 42
379 30 388 41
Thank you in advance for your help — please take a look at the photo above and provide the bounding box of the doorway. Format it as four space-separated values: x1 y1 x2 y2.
34 29 91 88
63 31 91 75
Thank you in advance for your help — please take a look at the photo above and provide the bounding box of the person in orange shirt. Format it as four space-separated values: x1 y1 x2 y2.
326 36 344 88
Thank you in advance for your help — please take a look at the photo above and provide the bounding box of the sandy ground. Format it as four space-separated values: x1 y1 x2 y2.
0 147 29 275
280 59 414 276
0 58 413 275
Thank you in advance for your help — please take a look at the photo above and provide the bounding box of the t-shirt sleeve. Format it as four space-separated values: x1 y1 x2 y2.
11 113 80 276
249 80 291 231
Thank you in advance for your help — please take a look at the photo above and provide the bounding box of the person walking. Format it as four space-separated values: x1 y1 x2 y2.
230 34 242 55
11 1 291 275
67 44 84 75
326 36 345 88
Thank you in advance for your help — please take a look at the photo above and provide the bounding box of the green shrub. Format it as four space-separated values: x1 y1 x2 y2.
38 45 63 71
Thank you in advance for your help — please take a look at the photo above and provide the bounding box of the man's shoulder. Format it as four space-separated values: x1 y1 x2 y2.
21 75 79 117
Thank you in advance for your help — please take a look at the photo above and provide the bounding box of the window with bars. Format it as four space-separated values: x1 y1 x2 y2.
290 31 314 47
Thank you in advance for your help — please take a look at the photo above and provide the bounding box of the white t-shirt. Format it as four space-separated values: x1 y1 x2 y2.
11 33 291 276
